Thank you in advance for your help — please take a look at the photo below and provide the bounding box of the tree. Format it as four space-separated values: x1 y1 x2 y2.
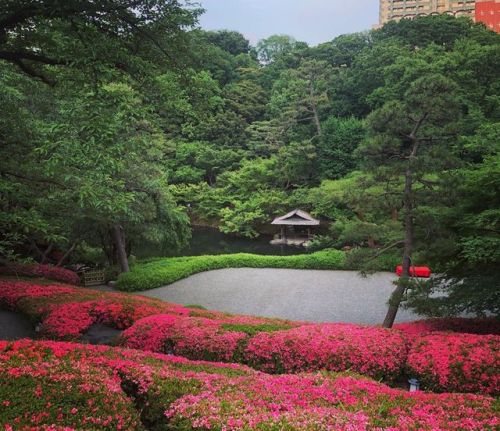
256 35 298 64
205 30 251 56
318 117 365 179
373 15 499 49
0 0 199 84
361 73 462 328
405 123 500 317
39 83 190 272
269 59 333 139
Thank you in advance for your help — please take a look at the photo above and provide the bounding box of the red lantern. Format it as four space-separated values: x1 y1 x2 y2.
396 266 431 278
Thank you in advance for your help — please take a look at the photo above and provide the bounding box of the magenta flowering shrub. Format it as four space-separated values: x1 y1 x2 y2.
0 279 295 342
122 314 248 361
0 262 80 284
1 340 498 431
0 280 191 339
407 332 500 395
244 323 408 380
2 278 499 396
394 317 500 337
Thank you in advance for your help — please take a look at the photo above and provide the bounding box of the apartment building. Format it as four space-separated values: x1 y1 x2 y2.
379 0 500 32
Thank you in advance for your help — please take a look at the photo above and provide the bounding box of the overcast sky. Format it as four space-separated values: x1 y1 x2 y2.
198 0 379 46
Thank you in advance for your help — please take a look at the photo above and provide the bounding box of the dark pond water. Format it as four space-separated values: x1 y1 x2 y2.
136 227 307 258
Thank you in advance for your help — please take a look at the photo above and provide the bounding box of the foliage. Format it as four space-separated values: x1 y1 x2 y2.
318 116 366 179
0 262 80 284
1 7 499 314
2 340 499 431
394 317 500 337
3 278 499 397
407 333 500 395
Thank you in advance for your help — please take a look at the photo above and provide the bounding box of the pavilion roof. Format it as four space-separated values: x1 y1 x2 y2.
271 209 320 226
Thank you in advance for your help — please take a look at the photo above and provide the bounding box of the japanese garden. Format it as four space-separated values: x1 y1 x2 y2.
0 1 499 430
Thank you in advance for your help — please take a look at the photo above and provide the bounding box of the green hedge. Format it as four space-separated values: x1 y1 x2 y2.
116 250 346 291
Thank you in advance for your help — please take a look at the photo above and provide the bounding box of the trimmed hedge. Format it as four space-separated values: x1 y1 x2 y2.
116 249 346 291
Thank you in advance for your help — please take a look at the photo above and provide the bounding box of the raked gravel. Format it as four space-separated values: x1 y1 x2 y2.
141 269 422 325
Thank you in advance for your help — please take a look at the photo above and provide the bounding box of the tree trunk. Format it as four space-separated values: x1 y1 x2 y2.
383 164 414 328
111 225 130 273
309 82 322 137
41 244 54 264
56 242 77 267
391 208 399 222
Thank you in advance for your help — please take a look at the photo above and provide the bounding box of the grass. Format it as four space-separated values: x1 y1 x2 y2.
116 249 346 292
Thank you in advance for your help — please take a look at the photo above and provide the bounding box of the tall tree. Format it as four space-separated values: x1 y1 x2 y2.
269 59 333 139
361 73 461 328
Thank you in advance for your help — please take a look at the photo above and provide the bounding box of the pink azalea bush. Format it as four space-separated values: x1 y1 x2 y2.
0 280 191 339
243 323 408 380
395 317 500 337
2 278 499 396
407 332 500 395
0 279 295 341
1 340 498 431
0 262 80 284
123 314 248 361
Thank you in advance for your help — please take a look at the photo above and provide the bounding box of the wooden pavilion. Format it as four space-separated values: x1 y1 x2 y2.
270 209 320 247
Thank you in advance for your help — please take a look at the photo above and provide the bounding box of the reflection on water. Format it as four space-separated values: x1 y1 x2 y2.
136 227 307 258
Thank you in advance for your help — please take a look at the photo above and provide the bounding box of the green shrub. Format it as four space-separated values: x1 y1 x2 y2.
221 323 294 337
116 250 346 291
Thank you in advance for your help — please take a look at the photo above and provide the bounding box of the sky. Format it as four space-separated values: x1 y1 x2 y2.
197 0 379 47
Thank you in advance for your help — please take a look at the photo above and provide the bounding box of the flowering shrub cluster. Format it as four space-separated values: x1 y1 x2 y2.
1 278 499 395
243 323 408 380
122 316 408 380
0 279 295 341
407 332 500 395
0 262 80 284
1 340 498 431
394 317 500 337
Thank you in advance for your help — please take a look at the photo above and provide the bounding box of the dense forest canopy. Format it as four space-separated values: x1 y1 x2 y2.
1 2 499 317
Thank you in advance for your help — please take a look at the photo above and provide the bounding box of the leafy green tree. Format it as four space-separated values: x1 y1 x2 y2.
269 59 333 139
205 30 251 55
313 33 371 67
0 0 199 84
278 141 317 188
405 123 500 317
318 117 365 179
224 80 268 124
373 15 499 49
256 35 298 64
39 83 190 272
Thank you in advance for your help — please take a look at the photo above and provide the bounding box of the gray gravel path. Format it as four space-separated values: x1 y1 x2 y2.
142 269 422 324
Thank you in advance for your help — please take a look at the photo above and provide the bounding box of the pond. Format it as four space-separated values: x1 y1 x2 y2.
136 227 307 259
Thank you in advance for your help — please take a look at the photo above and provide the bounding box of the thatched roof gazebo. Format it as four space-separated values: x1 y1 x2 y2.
270 209 320 247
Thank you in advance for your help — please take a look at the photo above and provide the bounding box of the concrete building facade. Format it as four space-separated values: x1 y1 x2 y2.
379 0 500 32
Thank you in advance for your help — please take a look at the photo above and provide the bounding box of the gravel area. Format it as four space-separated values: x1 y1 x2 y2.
142 269 422 324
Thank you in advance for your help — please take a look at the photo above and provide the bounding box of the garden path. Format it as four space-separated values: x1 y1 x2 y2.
141 269 422 324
